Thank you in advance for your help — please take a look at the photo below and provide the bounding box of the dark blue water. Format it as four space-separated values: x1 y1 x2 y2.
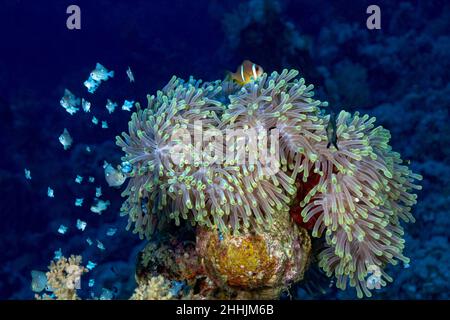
0 0 448 299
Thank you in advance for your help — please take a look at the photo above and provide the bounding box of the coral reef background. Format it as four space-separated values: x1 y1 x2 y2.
0 0 448 299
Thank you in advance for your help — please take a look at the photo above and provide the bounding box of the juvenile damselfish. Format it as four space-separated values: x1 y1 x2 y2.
90 63 114 82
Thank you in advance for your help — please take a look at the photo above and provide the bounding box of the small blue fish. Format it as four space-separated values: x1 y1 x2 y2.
58 225 68 234
24 168 32 180
59 128 73 150
366 274 381 290
86 146 92 153
76 219 87 231
104 161 126 187
75 198 84 207
121 100 134 111
366 264 382 289
60 89 80 115
106 228 117 236
86 261 97 270
88 279 95 287
126 66 135 83
95 186 102 198
99 288 114 300
47 187 54 198
90 63 114 82
54 248 63 260
75 175 83 184
169 281 184 297
92 116 99 125
84 77 100 94
31 271 48 293
86 238 93 246
96 240 105 251
101 121 108 129
120 161 132 174
88 176 95 183
90 198 111 215
105 99 117 114
82 98 91 112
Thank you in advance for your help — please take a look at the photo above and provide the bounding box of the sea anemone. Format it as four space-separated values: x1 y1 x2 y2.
117 68 422 297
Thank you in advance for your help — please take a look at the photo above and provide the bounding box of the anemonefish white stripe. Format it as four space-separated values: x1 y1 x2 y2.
252 64 257 80
240 65 245 82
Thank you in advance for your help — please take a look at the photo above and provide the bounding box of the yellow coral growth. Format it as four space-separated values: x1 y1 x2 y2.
37 255 88 300
130 275 173 300
204 232 277 289
196 213 311 297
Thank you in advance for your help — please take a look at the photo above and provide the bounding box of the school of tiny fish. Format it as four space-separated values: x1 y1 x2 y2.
29 63 136 299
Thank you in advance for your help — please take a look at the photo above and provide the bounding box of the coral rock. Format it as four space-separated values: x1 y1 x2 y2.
196 214 311 299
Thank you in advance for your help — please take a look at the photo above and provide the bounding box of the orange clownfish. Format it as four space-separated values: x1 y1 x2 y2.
229 60 264 85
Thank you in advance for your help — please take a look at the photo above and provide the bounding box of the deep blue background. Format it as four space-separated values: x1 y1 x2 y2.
0 0 448 299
